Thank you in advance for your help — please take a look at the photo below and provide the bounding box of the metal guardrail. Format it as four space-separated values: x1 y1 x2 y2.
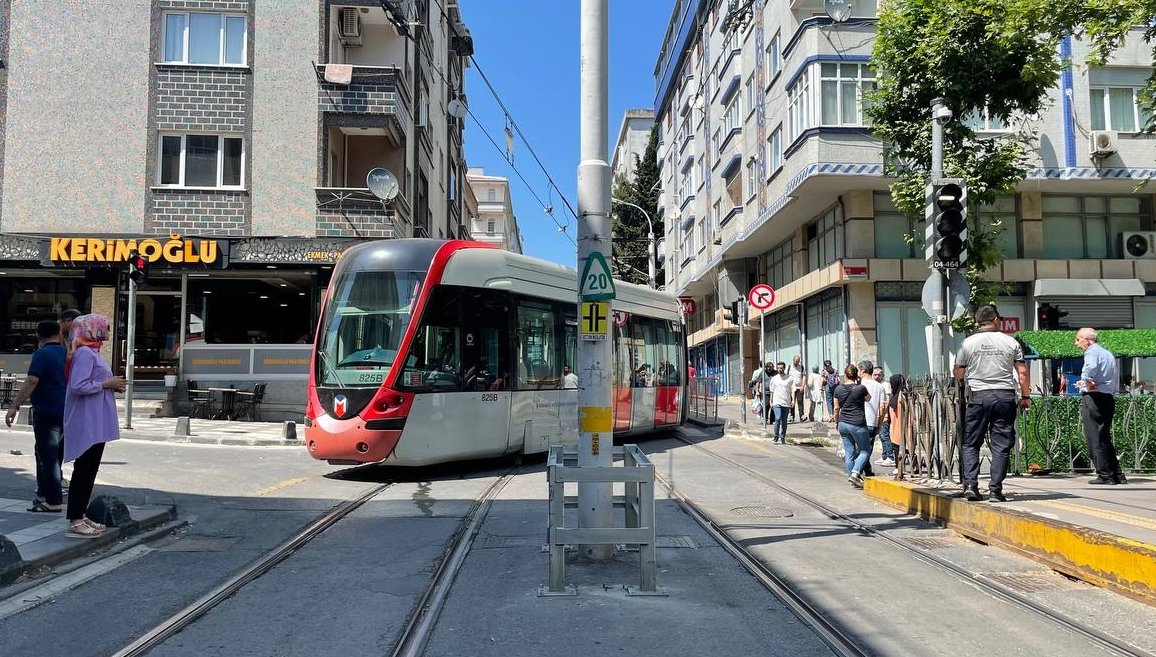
543 445 661 596
687 376 720 425
891 375 963 483
1021 392 1156 474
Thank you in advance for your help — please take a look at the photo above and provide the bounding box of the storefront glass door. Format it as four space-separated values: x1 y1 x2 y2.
117 283 182 380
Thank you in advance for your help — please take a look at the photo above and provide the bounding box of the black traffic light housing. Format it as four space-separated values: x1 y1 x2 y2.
1037 302 1068 330
927 179 967 270
127 250 148 284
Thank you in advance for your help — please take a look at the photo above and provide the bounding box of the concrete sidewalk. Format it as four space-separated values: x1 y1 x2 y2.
3 415 301 447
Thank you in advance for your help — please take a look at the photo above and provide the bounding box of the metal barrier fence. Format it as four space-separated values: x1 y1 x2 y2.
543 445 660 596
687 376 720 425
893 378 1156 480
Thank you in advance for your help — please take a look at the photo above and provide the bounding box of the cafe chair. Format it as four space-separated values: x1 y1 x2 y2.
236 382 267 421
186 379 213 419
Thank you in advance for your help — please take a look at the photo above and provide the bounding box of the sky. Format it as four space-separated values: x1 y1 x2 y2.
459 0 672 267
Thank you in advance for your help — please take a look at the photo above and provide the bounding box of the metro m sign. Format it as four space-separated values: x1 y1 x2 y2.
999 317 1021 334
678 297 696 315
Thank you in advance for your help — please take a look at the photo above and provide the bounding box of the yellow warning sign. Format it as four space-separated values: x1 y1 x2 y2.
580 301 609 335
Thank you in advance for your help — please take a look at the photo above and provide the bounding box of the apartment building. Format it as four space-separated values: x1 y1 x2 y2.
466 167 522 253
611 108 656 183
654 0 1156 394
0 0 471 389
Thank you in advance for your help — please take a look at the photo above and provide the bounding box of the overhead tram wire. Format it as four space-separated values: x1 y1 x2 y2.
399 0 575 243
428 0 581 225
467 108 576 246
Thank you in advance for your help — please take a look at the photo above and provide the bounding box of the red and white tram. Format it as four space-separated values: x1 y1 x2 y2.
305 239 686 466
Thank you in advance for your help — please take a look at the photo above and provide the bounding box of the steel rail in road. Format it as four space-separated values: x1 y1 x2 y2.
673 436 1156 657
389 469 517 657
655 469 871 657
109 483 393 657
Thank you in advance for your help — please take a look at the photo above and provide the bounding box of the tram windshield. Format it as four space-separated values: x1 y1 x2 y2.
315 269 424 387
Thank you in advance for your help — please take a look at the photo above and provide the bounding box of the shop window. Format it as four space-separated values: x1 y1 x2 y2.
189 273 317 348
0 277 85 354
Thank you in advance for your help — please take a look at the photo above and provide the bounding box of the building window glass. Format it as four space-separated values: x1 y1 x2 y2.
698 215 711 251
765 33 781 81
487 220 496 234
963 107 1010 133
745 158 757 199
787 69 811 143
162 12 247 66
806 206 843 271
744 77 755 114
877 301 930 379
765 238 794 290
769 127 782 174
805 293 845 375
487 189 496 201
873 193 916 258
722 95 741 136
1042 195 1143 258
819 62 875 126
0 276 86 354
977 196 1019 258
1090 86 1150 132
681 221 696 262
158 134 244 188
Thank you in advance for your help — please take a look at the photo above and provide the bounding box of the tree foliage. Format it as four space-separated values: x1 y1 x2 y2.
611 125 663 287
869 0 1156 330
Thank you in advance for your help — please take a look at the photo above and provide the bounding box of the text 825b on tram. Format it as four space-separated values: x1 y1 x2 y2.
305 239 686 467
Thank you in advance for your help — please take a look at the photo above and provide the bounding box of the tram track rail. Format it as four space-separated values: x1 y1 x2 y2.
670 436 1155 657
109 483 393 657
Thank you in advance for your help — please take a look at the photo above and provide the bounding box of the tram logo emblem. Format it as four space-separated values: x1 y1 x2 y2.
333 394 348 417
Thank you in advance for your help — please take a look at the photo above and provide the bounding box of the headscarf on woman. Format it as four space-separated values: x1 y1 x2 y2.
65 313 110 380
888 374 906 411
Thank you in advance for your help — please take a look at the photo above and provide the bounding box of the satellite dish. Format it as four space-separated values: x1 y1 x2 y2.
447 98 467 119
824 0 852 22
366 167 400 201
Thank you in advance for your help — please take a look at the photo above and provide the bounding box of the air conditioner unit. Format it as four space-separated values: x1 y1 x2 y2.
1121 231 1156 260
1090 130 1118 157
338 8 362 46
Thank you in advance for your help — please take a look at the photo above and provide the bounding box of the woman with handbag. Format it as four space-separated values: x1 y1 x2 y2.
63 314 125 539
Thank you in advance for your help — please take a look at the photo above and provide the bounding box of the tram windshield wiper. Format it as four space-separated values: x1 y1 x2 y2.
317 350 346 389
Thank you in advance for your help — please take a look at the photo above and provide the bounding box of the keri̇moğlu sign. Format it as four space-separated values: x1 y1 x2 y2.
45 236 227 267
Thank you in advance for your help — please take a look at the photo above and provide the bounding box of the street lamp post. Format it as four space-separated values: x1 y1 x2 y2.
611 197 656 288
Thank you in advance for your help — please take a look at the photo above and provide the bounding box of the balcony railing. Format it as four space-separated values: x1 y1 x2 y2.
315 63 411 135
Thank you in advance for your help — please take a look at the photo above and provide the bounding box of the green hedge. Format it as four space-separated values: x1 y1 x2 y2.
1016 329 1156 359
1020 395 1156 472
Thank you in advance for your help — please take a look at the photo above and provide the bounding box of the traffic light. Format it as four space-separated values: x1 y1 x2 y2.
1037 303 1068 330
127 250 148 284
926 179 967 270
722 300 740 325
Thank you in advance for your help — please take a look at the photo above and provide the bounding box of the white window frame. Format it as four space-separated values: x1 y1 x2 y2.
765 33 781 83
744 77 755 115
745 158 757 199
156 134 245 189
681 222 695 262
722 95 741 136
487 220 496 234
962 107 1012 133
161 12 248 66
787 69 811 143
1089 86 1150 132
818 62 875 127
769 127 783 176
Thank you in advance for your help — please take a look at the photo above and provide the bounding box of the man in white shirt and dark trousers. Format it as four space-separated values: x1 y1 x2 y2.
954 305 1032 502
858 360 885 476
1076 328 1127 485
768 362 794 443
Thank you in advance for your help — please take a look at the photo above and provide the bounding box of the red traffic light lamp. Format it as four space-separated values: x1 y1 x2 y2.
127 250 148 284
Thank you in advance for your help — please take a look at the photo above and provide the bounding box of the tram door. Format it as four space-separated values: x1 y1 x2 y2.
511 301 579 453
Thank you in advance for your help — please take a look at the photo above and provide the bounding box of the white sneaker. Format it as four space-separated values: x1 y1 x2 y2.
880 458 896 467
874 457 886 465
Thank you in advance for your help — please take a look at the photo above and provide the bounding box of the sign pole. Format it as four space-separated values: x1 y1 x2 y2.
125 276 137 430
577 0 614 561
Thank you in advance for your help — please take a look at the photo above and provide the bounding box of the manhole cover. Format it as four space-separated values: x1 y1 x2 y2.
984 572 1076 593
730 506 794 518
904 536 959 550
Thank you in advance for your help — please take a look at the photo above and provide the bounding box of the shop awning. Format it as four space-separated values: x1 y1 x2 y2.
1033 278 1144 297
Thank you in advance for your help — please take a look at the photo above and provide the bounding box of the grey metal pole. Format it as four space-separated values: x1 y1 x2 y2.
647 229 656 289
124 277 137 430
739 302 746 424
928 98 946 379
577 0 613 560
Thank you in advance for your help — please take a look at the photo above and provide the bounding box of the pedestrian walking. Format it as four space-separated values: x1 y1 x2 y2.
789 356 805 422
954 305 1031 502
823 360 839 416
887 373 909 477
832 364 871 487
858 360 884 476
6 321 69 512
808 366 825 422
873 367 896 467
768 362 793 442
1075 328 1127 485
63 314 125 538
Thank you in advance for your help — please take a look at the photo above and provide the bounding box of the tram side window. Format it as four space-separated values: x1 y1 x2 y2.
654 321 680 386
613 321 632 388
398 287 463 391
517 303 561 389
461 288 512 391
631 317 656 388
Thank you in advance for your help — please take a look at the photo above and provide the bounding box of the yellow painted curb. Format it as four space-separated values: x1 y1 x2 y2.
865 478 1156 605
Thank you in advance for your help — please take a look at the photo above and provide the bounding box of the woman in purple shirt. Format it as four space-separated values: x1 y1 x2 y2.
63 314 125 538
